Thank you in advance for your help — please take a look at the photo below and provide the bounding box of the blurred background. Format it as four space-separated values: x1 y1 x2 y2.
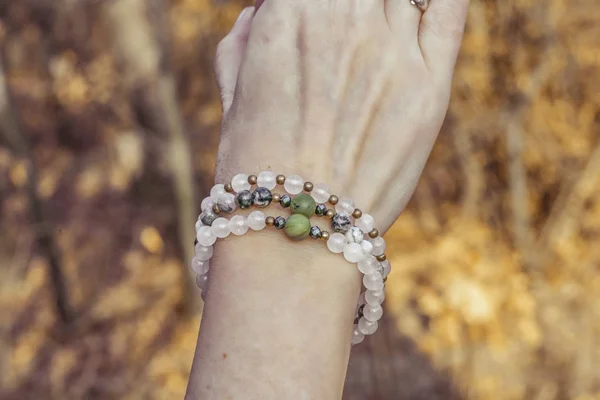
1 0 599 399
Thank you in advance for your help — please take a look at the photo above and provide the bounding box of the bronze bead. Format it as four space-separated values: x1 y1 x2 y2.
321 231 330 240
303 182 314 192
383 277 388 283
248 175 258 185
276 174 286 185
272 193 281 203
328 195 339 205
376 254 387 262
325 209 335 219
352 209 363 219
265 216 275 226
368 229 379 239
224 183 234 193
212 204 221 214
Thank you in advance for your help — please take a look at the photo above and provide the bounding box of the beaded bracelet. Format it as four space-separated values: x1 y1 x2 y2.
191 172 390 345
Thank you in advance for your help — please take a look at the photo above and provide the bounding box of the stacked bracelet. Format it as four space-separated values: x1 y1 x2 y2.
191 172 391 345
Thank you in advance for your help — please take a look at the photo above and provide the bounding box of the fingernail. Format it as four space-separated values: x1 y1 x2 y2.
236 7 254 23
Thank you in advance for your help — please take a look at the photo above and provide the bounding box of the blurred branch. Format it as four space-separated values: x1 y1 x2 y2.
0 49 73 324
103 0 199 313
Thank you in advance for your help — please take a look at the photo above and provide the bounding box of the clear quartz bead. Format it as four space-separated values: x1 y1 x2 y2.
351 326 365 345
311 183 330 203
343 243 364 263
195 219 203 232
196 226 217 246
257 171 276 190
335 198 355 215
365 289 385 305
358 255 378 274
358 317 378 335
191 257 209 274
210 184 225 202
358 292 366 306
327 232 346 254
360 240 374 255
371 237 386 256
211 217 230 238
363 271 384 290
194 243 213 261
248 211 267 231
195 273 209 290
229 215 249 235
217 193 237 213
381 260 391 277
356 213 374 233
363 304 383 322
201 196 214 211
232 174 250 192
284 174 304 195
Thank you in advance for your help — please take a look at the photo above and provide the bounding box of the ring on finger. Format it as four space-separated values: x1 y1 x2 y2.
410 0 429 12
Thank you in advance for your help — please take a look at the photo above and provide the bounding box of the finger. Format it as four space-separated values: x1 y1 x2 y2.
419 0 469 76
214 7 255 115
384 0 421 38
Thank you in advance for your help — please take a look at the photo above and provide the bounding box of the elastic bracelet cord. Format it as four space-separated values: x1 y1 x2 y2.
191 172 390 345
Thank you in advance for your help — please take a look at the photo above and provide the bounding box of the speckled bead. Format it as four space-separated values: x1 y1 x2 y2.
332 212 352 233
290 193 316 217
200 208 218 226
236 190 253 209
274 216 286 230
309 225 322 239
279 194 292 208
284 214 311 241
252 187 273 208
315 203 328 216
345 227 364 243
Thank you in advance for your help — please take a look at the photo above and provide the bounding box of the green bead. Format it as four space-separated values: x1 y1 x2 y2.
290 194 316 217
284 214 311 241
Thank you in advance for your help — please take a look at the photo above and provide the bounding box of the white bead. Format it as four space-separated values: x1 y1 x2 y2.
380 260 391 278
211 217 230 238
335 197 355 215
360 240 373 255
195 219 203 232
194 244 213 261
191 257 209 274
311 183 330 203
232 174 250 192
195 273 209 290
284 174 304 195
196 226 217 246
358 255 378 275
217 193 237 213
248 211 267 231
343 243 364 263
363 304 383 322
229 215 249 235
365 289 385 306
351 326 365 345
210 184 225 202
363 271 384 291
327 233 346 254
345 227 364 244
358 317 378 335
257 171 276 190
355 213 374 233
201 196 214 211
371 237 386 256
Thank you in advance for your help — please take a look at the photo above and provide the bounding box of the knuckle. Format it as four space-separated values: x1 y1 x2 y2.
424 1 467 40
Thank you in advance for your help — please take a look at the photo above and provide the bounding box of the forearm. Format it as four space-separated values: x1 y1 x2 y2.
185 227 362 399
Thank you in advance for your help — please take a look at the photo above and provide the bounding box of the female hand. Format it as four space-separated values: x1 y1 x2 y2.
214 0 469 232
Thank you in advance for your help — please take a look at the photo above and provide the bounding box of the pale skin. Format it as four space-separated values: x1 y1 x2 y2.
185 0 470 398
